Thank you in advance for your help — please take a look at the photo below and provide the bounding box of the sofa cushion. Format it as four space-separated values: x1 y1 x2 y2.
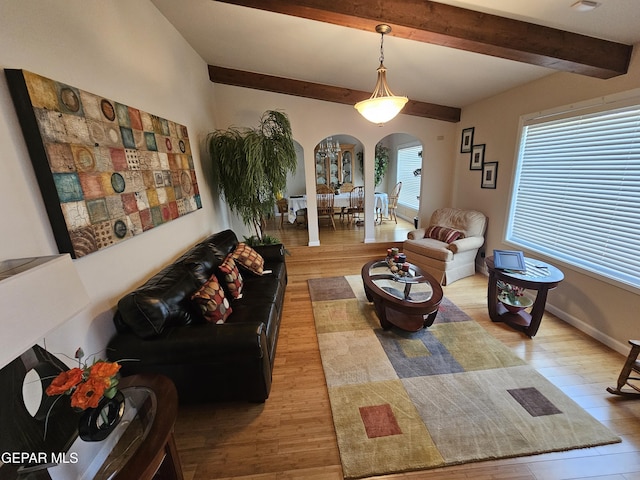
233 243 265 275
425 225 464 244
218 254 243 299
202 229 239 260
116 264 203 339
177 242 220 284
241 274 284 305
191 275 232 324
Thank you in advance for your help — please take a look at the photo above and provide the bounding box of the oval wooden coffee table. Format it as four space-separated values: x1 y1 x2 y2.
361 259 443 331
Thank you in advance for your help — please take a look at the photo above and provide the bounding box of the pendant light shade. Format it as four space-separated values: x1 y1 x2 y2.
355 25 408 125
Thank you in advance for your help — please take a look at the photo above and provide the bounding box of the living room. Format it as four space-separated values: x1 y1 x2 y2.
1 1 639 479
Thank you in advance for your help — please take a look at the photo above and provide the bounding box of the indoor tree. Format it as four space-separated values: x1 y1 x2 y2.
358 143 390 187
207 110 297 242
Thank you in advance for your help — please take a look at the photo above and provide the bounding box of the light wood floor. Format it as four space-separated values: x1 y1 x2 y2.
174 220 640 480
262 212 416 247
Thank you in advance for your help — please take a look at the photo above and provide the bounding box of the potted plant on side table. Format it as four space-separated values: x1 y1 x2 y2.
497 280 534 313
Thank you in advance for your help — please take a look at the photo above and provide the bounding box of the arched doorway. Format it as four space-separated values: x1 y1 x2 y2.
263 133 421 247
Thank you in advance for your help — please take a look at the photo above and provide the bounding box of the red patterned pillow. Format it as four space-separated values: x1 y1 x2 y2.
232 243 264 275
425 225 464 244
191 275 232 324
219 254 243 299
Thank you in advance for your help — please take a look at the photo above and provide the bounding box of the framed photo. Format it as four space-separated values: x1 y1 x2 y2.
493 249 526 271
482 161 498 189
460 127 474 153
470 143 485 170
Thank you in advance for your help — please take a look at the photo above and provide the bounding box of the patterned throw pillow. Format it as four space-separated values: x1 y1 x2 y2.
425 225 464 244
219 254 243 299
191 275 232 324
232 243 265 275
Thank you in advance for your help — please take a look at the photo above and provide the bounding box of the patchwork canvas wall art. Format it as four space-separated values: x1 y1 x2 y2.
5 69 201 258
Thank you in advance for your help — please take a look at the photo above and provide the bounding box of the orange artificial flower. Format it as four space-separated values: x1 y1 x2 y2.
90 361 121 380
45 350 122 414
70 376 111 410
45 368 84 396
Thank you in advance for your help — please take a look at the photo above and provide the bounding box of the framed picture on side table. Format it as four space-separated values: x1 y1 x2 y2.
460 127 474 153
482 161 498 189
470 143 485 170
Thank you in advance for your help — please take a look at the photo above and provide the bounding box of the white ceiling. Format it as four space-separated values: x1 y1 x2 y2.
151 0 640 108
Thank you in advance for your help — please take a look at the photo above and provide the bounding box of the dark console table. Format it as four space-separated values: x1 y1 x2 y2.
486 256 564 337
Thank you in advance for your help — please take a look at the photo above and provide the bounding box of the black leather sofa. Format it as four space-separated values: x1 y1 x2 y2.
106 230 287 403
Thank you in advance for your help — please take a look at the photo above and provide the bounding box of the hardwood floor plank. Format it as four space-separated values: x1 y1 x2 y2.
173 220 640 479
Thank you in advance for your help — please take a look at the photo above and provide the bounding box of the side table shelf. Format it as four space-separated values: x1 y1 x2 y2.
486 256 564 337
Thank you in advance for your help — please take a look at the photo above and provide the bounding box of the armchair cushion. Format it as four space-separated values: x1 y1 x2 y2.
425 225 464 244
405 238 453 262
432 207 486 238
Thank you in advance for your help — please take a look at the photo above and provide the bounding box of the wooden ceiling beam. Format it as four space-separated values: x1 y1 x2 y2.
208 65 461 123
217 0 632 79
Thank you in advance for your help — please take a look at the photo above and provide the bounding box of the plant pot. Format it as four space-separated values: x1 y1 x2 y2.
498 294 534 313
78 390 125 442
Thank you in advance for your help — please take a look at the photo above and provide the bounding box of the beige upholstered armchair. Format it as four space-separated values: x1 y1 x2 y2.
403 207 487 285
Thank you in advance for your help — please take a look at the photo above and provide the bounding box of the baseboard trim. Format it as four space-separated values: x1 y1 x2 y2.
544 303 628 355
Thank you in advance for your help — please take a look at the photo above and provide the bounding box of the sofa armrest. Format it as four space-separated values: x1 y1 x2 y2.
253 243 286 262
447 236 485 254
407 228 427 240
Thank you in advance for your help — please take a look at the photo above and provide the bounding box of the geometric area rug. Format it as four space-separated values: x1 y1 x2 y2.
308 275 621 479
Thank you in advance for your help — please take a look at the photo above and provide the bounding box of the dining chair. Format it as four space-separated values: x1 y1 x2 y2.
346 186 365 225
386 181 402 224
276 198 288 229
340 182 354 193
316 183 333 194
317 193 336 229
337 182 354 221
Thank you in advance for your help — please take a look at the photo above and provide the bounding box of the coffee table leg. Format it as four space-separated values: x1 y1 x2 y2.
423 309 438 328
364 284 373 302
372 297 392 330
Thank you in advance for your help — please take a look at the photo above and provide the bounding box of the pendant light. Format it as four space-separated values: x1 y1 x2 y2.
355 24 408 125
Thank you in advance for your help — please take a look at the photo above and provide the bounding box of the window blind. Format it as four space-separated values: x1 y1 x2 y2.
396 145 421 209
507 103 640 288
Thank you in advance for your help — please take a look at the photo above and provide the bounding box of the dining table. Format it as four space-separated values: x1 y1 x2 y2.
287 192 388 224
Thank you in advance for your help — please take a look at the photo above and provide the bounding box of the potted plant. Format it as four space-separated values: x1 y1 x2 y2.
207 110 297 243
358 143 390 187
497 280 533 313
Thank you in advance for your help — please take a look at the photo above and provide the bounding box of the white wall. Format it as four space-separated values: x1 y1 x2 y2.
452 47 640 352
210 84 457 245
0 1 223 364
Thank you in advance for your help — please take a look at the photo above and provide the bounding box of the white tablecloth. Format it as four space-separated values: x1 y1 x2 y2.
287 193 388 223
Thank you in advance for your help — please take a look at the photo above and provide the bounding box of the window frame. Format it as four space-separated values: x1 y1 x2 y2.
505 88 640 293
